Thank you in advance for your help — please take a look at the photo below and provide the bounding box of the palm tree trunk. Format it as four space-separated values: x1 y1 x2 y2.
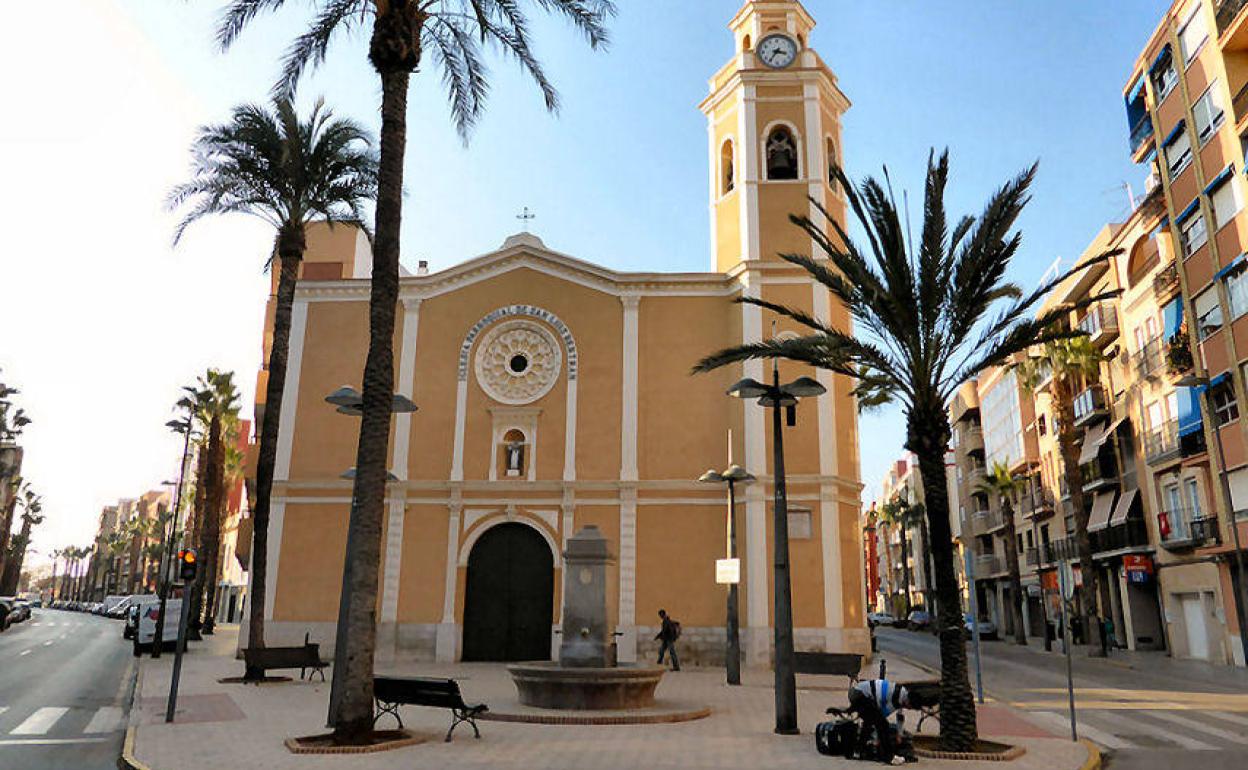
332 57 411 741
909 401 977 752
245 232 304 676
187 445 211 632
1053 381 1104 656
1001 501 1026 645
198 417 225 635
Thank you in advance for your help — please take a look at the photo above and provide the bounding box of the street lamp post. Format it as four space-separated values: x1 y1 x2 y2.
324 386 416 728
727 366 825 735
699 464 755 686
1177 374 1248 668
153 409 194 659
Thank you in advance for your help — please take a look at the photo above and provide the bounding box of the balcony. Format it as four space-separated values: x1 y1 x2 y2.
1072 385 1109 427
1025 543 1055 567
1129 114 1155 157
1218 0 1248 47
1160 506 1221 550
973 508 1006 536
1019 489 1055 519
974 554 1003 577
1144 420 1181 465
1081 452 1120 493
1077 305 1119 348
1091 519 1150 554
1236 81 1248 129
1153 261 1182 303
966 464 987 486
1135 338 1165 380
963 424 984 454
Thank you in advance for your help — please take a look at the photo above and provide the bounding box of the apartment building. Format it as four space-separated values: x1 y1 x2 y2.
1118 0 1248 666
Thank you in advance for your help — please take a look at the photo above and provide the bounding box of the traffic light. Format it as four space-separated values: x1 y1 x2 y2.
178 549 198 581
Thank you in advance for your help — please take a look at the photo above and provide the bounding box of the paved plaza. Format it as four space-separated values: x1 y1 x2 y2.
125 627 1093 770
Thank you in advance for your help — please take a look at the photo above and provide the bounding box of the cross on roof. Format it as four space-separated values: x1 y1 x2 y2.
516 207 536 231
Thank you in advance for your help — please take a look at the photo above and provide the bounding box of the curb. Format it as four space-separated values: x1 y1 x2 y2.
120 726 154 770
1078 738 1102 770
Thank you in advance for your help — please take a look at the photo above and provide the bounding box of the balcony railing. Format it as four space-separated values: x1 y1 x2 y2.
1236 81 1248 125
974 554 1002 576
973 509 1006 535
1025 543 1056 566
1136 338 1165 380
1153 261 1181 302
1077 305 1119 347
966 464 987 485
1145 420 1181 465
1160 506 1220 549
1091 519 1150 554
1081 452 1120 492
1129 114 1155 155
1072 385 1108 427
963 425 984 454
1217 0 1248 37
1019 489 1055 518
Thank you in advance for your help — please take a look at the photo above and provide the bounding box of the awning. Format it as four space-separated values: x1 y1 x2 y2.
1087 491 1119 533
1078 422 1109 465
1162 119 1186 148
1176 196 1200 223
1109 488 1139 529
1205 165 1235 195
1215 254 1247 282
1148 44 1172 75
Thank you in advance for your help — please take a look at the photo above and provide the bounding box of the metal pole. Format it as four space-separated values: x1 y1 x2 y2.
1057 560 1077 742
769 366 798 735
166 584 194 722
154 424 192 659
964 547 984 705
1207 398 1248 669
726 478 741 686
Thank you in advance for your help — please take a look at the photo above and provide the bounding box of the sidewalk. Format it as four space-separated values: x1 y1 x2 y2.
126 627 1094 770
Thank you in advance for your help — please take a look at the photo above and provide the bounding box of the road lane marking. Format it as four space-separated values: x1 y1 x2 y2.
1149 710 1248 744
42 640 53 646
0 707 7 717
1094 711 1218 751
83 707 124 734
18 650 31 656
1026 711 1134 749
12 707 69 735
0 738 108 745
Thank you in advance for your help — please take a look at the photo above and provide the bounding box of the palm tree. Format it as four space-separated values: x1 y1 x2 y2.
974 461 1027 645
169 96 376 662
48 548 61 601
184 371 240 636
1014 336 1110 656
0 485 42 594
201 422 245 634
216 0 616 741
693 151 1116 751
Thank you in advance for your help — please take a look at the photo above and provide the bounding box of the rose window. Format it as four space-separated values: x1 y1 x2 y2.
474 321 562 404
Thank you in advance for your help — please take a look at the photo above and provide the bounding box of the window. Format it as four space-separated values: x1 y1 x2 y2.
1166 127 1193 179
1179 5 1208 63
720 139 735 195
1150 51 1178 100
1210 177 1242 229
1180 211 1207 256
1194 287 1223 339
1147 400 1165 429
1164 482 1182 515
1192 84 1225 145
765 126 799 180
1227 265 1248 319
1210 379 1240 425
826 137 838 190
1185 477 1201 515
1037 414 1047 436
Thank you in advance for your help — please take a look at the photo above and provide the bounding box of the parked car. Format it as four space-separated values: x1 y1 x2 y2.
0 597 13 630
867 612 896 628
0 596 29 624
907 609 932 631
963 614 999 640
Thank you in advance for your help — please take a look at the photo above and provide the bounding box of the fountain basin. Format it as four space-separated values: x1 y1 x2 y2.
507 663 665 710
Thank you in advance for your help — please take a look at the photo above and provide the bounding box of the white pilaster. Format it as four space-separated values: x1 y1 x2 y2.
265 298 308 622
819 485 843 647
563 381 578 481
620 295 640 481
450 380 468 481
380 498 405 624
617 486 638 662
740 274 769 663
436 501 463 662
739 85 761 262
392 299 421 480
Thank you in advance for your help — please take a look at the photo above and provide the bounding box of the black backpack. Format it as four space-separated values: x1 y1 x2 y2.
815 718 858 757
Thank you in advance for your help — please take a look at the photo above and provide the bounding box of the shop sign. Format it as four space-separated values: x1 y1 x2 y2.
715 558 740 585
1123 554 1154 584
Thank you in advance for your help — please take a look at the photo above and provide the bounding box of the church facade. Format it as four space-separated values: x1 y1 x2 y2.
251 0 867 665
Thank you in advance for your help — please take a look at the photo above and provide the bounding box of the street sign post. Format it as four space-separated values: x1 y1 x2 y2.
1056 560 1078 742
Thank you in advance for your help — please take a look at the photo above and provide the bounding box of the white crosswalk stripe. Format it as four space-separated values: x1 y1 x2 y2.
1093 711 1218 751
1026 710 1135 749
83 706 124 734
11 707 68 735
1149 710 1248 745
1209 712 1248 728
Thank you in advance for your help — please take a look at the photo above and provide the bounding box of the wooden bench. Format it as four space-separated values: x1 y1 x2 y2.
242 635 328 681
373 675 488 742
793 651 864 683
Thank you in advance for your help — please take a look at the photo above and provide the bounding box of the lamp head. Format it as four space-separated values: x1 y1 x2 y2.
698 469 726 484
722 464 755 483
781 376 827 398
325 385 363 407
726 377 769 399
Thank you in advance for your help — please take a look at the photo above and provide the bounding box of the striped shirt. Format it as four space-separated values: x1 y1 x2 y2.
852 679 909 718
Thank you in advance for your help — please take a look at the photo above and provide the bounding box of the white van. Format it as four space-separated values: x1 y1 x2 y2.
101 595 128 615
132 598 183 655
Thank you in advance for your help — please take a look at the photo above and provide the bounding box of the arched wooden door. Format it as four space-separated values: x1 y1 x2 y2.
461 522 554 661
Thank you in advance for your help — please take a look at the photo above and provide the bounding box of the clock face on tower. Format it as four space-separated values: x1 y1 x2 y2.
756 33 798 69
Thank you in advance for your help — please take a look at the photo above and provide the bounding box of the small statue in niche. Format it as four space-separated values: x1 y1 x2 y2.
505 440 525 476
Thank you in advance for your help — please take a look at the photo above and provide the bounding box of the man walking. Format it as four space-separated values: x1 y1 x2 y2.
655 608 680 671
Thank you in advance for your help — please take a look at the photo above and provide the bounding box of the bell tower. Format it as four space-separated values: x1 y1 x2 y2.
700 0 851 274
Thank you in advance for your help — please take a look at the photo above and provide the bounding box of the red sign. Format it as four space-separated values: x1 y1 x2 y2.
1124 554 1154 584
1041 570 1059 591
1158 512 1172 539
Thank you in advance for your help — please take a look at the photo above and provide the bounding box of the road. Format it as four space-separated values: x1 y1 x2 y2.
0 608 135 770
877 626 1248 770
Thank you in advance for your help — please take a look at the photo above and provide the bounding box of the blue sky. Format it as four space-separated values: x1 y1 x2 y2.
1 1 1176 559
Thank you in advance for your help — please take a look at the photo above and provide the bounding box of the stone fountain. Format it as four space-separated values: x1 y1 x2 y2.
507 526 665 710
